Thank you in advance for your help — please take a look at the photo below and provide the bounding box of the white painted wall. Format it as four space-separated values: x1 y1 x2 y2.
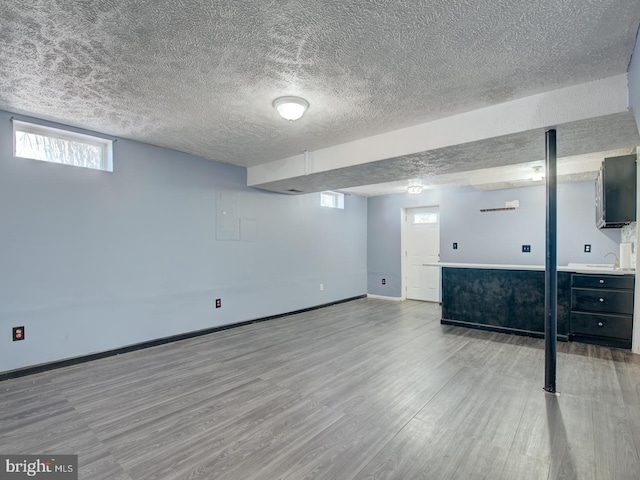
634 162 640 354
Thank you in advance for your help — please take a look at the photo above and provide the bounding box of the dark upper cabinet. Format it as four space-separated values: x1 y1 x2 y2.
596 154 637 228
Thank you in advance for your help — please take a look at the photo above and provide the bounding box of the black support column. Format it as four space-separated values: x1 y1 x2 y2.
544 129 557 393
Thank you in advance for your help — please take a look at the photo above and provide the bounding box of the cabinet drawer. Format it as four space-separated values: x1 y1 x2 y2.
571 274 634 290
570 312 632 340
571 288 634 315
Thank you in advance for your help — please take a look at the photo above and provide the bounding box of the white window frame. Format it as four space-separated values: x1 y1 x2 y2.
413 212 438 224
12 119 113 172
320 191 345 209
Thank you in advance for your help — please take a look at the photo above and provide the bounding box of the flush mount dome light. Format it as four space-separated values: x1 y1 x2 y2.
273 96 309 121
407 185 423 194
531 166 544 182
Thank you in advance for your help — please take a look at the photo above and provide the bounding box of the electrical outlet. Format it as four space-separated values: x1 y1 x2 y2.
453 242 458 250
13 326 25 341
522 245 531 253
320 284 324 291
382 278 386 285
584 244 591 253
215 299 221 308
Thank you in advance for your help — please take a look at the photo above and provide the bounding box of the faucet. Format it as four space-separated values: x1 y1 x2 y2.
604 252 620 269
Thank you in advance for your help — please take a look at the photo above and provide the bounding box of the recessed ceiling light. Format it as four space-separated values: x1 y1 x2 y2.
408 185 423 194
273 96 309 121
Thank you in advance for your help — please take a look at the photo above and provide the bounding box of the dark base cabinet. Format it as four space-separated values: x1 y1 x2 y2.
441 268 570 340
441 267 635 348
569 274 634 349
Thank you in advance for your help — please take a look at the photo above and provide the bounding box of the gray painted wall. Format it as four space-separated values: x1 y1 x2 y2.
626 32 640 354
0 110 367 373
630 33 640 130
368 182 621 297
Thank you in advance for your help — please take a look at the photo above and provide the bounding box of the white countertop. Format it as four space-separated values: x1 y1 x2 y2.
424 262 635 275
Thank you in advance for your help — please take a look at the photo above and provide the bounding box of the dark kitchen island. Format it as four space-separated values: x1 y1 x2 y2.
437 263 634 348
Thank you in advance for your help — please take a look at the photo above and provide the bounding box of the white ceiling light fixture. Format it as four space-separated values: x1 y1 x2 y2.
273 96 309 121
531 166 544 182
407 185 423 194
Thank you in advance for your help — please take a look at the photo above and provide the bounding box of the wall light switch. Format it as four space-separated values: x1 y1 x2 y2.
381 279 386 285
584 244 591 253
453 242 458 250
522 245 531 253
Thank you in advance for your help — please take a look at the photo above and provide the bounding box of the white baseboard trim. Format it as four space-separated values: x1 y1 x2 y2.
367 294 403 301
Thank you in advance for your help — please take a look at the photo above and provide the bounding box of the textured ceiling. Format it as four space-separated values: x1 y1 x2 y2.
342 148 636 196
1 0 639 170
253 112 640 194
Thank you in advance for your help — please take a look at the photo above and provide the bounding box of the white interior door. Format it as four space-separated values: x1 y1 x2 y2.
406 206 440 302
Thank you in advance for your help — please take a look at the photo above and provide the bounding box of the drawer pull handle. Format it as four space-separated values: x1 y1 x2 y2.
599 279 605 284
598 322 604 327
599 298 605 302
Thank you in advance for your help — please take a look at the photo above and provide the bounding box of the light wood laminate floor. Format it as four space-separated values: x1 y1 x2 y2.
1 298 639 479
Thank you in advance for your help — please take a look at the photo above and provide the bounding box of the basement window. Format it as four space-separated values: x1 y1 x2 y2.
13 120 113 172
320 191 344 209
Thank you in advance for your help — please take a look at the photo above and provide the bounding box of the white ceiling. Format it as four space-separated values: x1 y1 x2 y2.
1 1 639 194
